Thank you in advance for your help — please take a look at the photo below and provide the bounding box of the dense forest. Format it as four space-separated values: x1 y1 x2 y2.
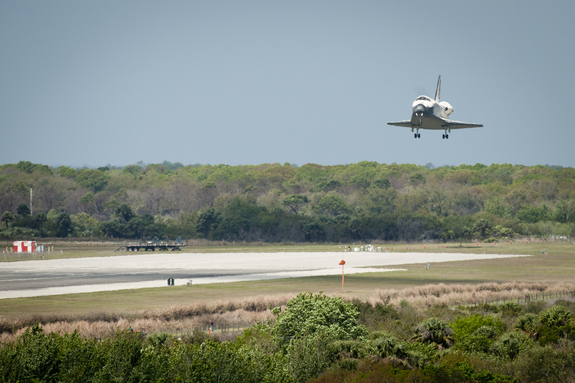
1 160 574 242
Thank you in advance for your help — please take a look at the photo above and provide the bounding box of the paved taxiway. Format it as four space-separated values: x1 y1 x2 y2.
0 251 530 299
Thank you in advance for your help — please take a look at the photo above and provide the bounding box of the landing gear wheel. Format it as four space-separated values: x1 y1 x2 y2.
417 133 421 138
414 133 417 139
442 134 445 139
446 134 449 139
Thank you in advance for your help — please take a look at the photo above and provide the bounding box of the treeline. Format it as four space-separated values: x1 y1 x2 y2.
1 160 574 241
2 293 575 382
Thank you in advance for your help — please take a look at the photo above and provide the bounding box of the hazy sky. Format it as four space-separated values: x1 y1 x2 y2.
1 1 574 168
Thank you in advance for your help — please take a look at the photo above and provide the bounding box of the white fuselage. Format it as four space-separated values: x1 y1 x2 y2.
410 96 454 130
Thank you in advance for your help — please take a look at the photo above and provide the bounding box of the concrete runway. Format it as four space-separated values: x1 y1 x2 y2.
0 251 530 299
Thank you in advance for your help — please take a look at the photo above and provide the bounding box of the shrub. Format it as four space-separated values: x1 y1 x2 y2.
524 300 546 314
451 314 503 342
514 313 539 336
491 331 533 360
538 305 573 328
422 358 516 382
353 299 399 329
330 339 372 360
369 332 407 359
412 318 454 349
451 314 504 353
536 323 575 346
271 292 367 348
498 302 523 317
405 342 440 368
459 325 500 354
554 299 575 315
516 346 575 382
286 332 334 383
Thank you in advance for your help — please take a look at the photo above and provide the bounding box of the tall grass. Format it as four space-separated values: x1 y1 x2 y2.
0 294 292 343
1 283 573 343
370 282 575 308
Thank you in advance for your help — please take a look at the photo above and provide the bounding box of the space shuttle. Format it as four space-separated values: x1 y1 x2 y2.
388 76 483 139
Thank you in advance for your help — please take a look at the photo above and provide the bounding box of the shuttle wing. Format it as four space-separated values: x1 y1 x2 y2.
387 120 412 127
441 118 483 130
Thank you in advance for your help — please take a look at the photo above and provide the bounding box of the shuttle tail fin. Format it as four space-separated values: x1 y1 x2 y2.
434 75 441 102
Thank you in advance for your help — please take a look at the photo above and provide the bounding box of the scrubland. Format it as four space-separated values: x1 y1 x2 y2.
1 282 573 344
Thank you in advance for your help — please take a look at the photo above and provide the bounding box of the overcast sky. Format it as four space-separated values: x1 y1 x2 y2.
1 1 574 168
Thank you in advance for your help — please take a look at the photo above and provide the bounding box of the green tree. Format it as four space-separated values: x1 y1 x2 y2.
282 194 309 214
1 211 14 228
271 292 367 349
115 204 134 222
491 331 533 360
515 313 539 337
56 212 72 238
452 314 504 353
75 169 108 192
58 165 77 178
538 305 573 328
123 164 142 176
303 222 326 242
128 214 158 238
71 213 98 237
15 161 51 174
410 173 426 187
485 198 515 218
16 203 31 217
313 195 350 217
213 196 266 240
35 212 47 230
412 318 454 348
312 179 342 192
516 204 550 223
286 333 333 383
196 208 221 239
473 218 492 239
371 177 391 189
80 192 94 204
553 199 575 223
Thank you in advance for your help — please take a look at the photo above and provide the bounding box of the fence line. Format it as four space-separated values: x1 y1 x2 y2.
456 290 574 308
153 321 262 338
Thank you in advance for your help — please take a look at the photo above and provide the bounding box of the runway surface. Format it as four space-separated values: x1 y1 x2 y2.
0 251 530 299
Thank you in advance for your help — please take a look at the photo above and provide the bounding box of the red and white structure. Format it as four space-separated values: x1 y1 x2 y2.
13 241 36 253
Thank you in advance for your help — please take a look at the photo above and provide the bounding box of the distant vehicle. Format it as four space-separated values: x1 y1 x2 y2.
387 76 483 139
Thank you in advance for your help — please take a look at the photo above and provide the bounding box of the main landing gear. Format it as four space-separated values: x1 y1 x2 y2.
442 134 449 139
414 133 421 139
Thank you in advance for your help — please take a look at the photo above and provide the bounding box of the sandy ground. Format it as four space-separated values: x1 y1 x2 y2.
0 251 530 299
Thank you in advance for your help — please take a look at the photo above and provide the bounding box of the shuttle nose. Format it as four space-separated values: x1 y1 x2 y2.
413 104 426 116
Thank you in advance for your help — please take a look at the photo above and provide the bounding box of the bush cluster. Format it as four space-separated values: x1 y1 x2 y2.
2 294 575 382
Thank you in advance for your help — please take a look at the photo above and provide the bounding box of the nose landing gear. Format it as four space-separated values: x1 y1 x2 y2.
442 134 449 139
